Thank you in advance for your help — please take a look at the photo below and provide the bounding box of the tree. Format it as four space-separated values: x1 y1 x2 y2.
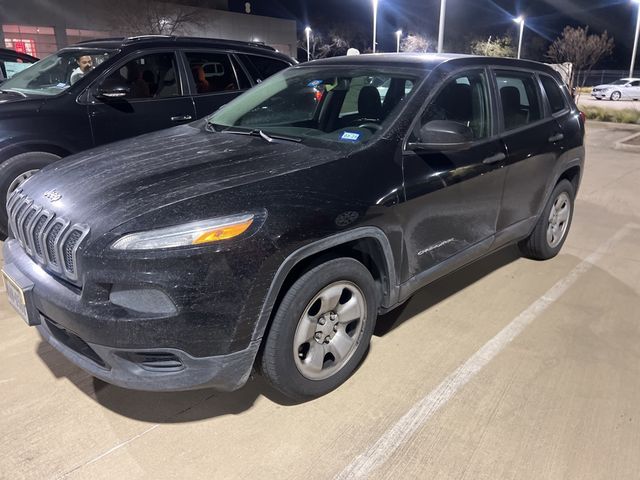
107 0 204 36
547 26 614 90
470 36 515 58
298 21 370 60
400 33 435 53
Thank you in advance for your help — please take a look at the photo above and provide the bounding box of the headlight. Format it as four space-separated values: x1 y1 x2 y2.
111 213 255 251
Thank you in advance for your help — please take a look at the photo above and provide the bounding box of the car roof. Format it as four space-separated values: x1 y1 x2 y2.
620 78 640 81
0 47 38 62
66 36 295 63
300 53 560 76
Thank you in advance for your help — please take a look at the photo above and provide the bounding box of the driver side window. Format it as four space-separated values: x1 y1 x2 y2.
413 71 491 142
99 52 180 100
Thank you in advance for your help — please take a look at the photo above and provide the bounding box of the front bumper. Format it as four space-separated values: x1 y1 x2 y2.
3 239 258 392
591 92 609 99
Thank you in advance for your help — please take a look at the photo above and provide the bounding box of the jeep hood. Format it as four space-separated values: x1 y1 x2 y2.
17 122 343 235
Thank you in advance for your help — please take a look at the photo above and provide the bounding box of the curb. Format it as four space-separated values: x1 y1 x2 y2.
586 120 640 130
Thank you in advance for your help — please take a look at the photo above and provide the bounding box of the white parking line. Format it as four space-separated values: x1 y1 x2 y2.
336 224 636 480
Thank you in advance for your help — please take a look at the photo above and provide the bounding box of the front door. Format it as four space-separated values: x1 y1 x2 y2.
88 51 196 146
399 69 506 281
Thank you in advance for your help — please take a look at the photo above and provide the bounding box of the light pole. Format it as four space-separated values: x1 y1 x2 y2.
372 0 379 53
396 30 402 53
513 16 525 59
305 26 311 62
631 0 640 77
437 0 447 53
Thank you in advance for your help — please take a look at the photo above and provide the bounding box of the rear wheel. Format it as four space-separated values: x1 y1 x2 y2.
260 258 378 401
0 152 61 239
518 179 575 260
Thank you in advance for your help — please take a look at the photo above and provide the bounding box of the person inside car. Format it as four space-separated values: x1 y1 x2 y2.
70 55 93 85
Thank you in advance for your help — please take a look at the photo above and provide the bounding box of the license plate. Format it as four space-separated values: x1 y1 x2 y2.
2 265 38 326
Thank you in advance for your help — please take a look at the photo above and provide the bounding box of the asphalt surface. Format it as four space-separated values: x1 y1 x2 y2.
2 122 640 479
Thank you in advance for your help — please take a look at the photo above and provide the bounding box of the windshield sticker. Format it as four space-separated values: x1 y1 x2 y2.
340 131 361 142
307 80 323 87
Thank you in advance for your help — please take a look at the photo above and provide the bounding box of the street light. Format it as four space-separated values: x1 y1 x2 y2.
372 0 379 53
631 0 640 77
513 16 525 59
437 0 447 53
396 30 402 53
305 26 312 62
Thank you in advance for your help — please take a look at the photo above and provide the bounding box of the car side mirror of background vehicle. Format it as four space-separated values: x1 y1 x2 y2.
96 85 130 99
407 120 475 151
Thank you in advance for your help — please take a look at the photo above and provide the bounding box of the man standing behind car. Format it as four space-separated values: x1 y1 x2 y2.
70 55 93 84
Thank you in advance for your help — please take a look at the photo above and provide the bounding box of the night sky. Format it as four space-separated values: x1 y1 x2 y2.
232 0 639 68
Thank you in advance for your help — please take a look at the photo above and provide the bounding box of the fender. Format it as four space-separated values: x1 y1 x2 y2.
0 140 72 164
250 226 399 345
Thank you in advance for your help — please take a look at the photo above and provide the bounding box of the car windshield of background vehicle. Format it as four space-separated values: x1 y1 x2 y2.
1 48 116 96
208 66 420 146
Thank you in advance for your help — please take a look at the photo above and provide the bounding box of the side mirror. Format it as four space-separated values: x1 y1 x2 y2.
96 85 130 99
408 120 474 151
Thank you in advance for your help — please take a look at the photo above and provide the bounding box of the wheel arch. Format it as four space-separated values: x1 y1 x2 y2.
0 142 71 164
251 227 399 346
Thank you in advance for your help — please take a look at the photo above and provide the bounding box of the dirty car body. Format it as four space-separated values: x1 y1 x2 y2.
3 54 585 397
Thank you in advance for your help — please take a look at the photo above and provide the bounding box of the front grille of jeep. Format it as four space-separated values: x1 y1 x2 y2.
7 189 89 283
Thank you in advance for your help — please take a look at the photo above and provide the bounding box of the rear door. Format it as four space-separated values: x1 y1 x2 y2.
88 50 196 146
182 51 250 118
400 69 507 279
494 69 562 231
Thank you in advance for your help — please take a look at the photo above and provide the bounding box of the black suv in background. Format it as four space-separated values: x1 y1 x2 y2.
3 54 585 401
0 36 295 236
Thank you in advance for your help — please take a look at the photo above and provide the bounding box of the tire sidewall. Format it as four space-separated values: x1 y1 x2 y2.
262 258 378 400
0 152 60 236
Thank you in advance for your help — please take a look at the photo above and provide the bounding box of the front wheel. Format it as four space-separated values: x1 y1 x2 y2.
610 91 622 101
0 152 61 239
260 258 378 401
518 179 575 260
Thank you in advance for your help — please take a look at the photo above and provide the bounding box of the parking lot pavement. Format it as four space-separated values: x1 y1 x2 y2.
578 96 640 111
1 122 640 479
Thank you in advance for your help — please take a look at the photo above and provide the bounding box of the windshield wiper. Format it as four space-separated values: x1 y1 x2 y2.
0 89 27 98
213 126 302 144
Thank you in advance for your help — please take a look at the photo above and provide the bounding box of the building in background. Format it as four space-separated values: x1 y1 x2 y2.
0 0 296 58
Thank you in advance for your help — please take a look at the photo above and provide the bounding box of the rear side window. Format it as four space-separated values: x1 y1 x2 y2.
185 52 240 94
540 75 568 114
496 71 542 131
239 54 290 83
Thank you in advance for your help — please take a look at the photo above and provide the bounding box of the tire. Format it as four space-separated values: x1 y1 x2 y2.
518 179 575 261
260 257 378 401
0 152 61 239
610 91 622 101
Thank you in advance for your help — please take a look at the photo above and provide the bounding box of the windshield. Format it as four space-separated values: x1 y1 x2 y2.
1 48 116 96
610 80 629 85
209 66 420 146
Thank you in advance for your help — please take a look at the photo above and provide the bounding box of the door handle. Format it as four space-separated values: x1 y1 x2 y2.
170 115 193 122
482 152 506 165
548 133 564 143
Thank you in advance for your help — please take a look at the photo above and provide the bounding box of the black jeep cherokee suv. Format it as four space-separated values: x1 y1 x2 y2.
2 54 585 400
0 36 295 237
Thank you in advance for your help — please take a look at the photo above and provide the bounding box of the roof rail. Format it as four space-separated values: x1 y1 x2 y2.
74 35 277 52
123 35 175 44
74 37 126 45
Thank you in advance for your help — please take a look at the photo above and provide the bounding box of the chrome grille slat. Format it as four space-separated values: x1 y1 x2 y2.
6 190 89 283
